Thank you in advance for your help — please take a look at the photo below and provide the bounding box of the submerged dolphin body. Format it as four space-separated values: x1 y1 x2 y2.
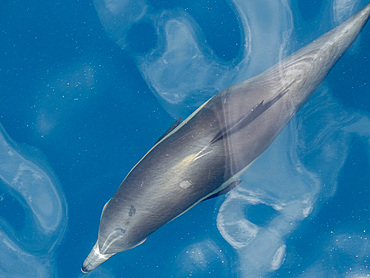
82 4 370 272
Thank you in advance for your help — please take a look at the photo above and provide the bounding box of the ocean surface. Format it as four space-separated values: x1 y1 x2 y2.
0 0 369 277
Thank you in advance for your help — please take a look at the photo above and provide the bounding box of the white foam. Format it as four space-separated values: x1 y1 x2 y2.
271 245 286 270
94 0 294 117
0 124 67 276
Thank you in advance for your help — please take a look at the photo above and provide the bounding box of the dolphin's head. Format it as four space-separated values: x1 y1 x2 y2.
81 228 147 272
81 198 147 272
81 229 127 273
81 240 115 273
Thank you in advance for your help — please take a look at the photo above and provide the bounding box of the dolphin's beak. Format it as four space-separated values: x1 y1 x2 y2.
81 241 115 273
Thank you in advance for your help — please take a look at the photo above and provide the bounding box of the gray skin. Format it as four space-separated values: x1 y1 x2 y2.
82 3 370 273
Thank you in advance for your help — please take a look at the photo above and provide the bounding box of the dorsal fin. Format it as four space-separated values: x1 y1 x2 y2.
210 90 288 144
203 180 242 201
156 118 181 143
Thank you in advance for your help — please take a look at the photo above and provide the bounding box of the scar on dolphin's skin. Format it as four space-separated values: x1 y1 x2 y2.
129 205 136 216
179 180 192 189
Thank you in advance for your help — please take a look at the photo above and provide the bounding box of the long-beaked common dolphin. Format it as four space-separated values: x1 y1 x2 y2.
82 3 370 272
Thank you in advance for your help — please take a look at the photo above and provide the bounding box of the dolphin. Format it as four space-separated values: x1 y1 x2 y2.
82 3 370 272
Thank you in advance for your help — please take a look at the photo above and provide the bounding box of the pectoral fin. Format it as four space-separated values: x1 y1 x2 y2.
203 180 242 201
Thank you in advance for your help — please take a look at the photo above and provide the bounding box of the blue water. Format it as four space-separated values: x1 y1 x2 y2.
0 0 369 277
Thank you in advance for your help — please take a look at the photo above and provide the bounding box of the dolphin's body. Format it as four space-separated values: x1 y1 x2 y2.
82 3 370 272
